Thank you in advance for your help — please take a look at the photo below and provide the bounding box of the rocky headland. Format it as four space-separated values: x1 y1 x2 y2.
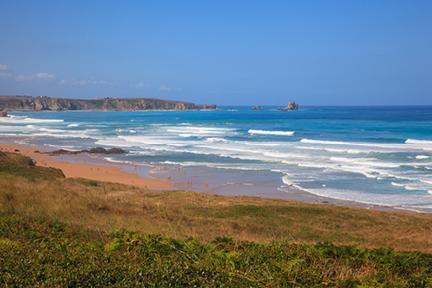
0 95 216 111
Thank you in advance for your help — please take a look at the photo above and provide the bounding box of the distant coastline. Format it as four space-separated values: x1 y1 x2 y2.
0 95 217 112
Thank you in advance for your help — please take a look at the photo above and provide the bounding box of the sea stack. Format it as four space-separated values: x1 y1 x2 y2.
252 105 263 110
278 101 299 111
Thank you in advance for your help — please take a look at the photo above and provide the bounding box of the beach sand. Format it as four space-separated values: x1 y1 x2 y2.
0 143 171 189
0 140 407 212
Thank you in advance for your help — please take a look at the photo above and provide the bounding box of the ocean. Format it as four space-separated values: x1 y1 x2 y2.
1 106 432 211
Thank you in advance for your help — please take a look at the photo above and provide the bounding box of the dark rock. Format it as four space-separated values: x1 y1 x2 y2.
46 147 127 156
0 110 7 117
86 147 126 154
46 149 79 156
252 105 263 110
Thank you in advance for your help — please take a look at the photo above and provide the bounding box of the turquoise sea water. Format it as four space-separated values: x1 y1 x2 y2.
1 106 432 211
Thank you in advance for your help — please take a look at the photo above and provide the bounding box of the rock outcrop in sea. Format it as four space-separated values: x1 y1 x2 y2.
0 110 7 117
0 95 216 111
277 101 299 111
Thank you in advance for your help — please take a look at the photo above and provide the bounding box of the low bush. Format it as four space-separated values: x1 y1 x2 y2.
0 214 431 287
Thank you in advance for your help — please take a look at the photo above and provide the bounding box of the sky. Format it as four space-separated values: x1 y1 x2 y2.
0 0 431 105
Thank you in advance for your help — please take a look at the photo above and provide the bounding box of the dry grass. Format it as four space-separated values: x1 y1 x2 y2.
1 151 432 253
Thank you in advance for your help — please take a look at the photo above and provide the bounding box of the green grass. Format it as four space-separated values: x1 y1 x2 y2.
0 151 64 179
1 151 432 286
1 214 432 287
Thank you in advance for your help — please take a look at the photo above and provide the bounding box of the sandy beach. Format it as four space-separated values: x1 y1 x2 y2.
0 142 172 189
0 139 404 212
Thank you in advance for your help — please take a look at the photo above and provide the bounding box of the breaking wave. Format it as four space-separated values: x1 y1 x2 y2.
248 129 295 136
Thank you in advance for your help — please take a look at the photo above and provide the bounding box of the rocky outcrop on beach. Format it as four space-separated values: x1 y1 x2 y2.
0 95 217 111
43 147 127 156
0 110 7 117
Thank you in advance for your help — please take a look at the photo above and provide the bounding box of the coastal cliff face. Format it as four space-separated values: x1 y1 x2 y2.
0 96 216 111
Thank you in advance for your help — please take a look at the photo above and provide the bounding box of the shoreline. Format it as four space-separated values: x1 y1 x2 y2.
0 137 410 213
0 142 171 190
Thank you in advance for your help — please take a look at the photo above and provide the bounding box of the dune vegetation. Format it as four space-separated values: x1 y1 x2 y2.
1 150 432 286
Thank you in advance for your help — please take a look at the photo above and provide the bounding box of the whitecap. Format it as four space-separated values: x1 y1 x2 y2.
0 116 64 124
205 137 229 143
391 182 404 187
248 129 295 136
165 126 237 136
405 139 432 145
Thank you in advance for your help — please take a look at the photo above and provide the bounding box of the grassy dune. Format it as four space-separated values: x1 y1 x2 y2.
1 151 432 286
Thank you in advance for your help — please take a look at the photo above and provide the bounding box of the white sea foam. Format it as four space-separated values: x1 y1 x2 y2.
330 157 401 168
405 139 432 151
118 135 182 145
104 157 137 165
32 132 91 139
0 116 64 123
248 129 295 136
241 141 280 147
67 123 80 127
205 137 229 143
96 138 138 147
281 175 304 191
165 126 236 136
406 139 432 145
391 182 405 187
416 155 430 160
390 182 421 191
297 146 365 154
299 138 405 149
300 138 352 145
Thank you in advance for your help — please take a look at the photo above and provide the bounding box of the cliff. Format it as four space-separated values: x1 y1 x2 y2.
0 96 216 111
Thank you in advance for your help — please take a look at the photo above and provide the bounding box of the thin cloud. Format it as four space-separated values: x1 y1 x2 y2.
16 72 56 81
59 79 111 86
159 85 172 92
0 64 12 78
135 81 145 88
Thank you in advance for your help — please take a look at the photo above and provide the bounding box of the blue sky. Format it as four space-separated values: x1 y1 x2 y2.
0 0 431 105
